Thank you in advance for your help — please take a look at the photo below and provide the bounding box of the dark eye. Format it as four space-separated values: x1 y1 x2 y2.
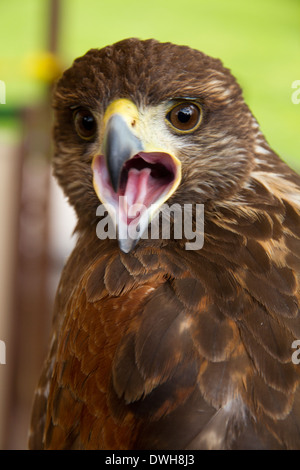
73 108 97 140
166 102 202 132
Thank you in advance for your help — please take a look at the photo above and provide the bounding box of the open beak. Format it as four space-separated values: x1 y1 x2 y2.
92 99 181 253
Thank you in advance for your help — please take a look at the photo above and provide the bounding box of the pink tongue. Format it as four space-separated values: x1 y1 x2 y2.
124 167 151 207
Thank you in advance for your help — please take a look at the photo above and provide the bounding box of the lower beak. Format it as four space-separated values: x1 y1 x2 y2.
92 99 181 253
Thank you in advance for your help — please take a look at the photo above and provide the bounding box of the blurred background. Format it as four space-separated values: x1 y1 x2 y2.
0 0 299 450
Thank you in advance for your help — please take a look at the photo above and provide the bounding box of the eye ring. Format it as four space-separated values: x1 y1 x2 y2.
166 101 202 133
73 108 97 140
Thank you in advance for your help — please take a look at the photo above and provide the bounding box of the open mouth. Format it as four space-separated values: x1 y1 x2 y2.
93 151 179 225
119 152 176 206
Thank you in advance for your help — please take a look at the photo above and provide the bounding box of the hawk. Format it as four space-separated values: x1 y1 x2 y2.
29 38 300 450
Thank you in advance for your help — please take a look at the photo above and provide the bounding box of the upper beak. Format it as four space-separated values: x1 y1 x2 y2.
104 111 143 192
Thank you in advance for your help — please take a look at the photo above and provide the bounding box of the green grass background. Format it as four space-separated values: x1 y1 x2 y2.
0 0 299 170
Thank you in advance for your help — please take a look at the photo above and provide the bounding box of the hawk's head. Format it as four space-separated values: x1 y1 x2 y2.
53 38 261 251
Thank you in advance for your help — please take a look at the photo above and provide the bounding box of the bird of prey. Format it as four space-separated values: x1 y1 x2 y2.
29 38 300 450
